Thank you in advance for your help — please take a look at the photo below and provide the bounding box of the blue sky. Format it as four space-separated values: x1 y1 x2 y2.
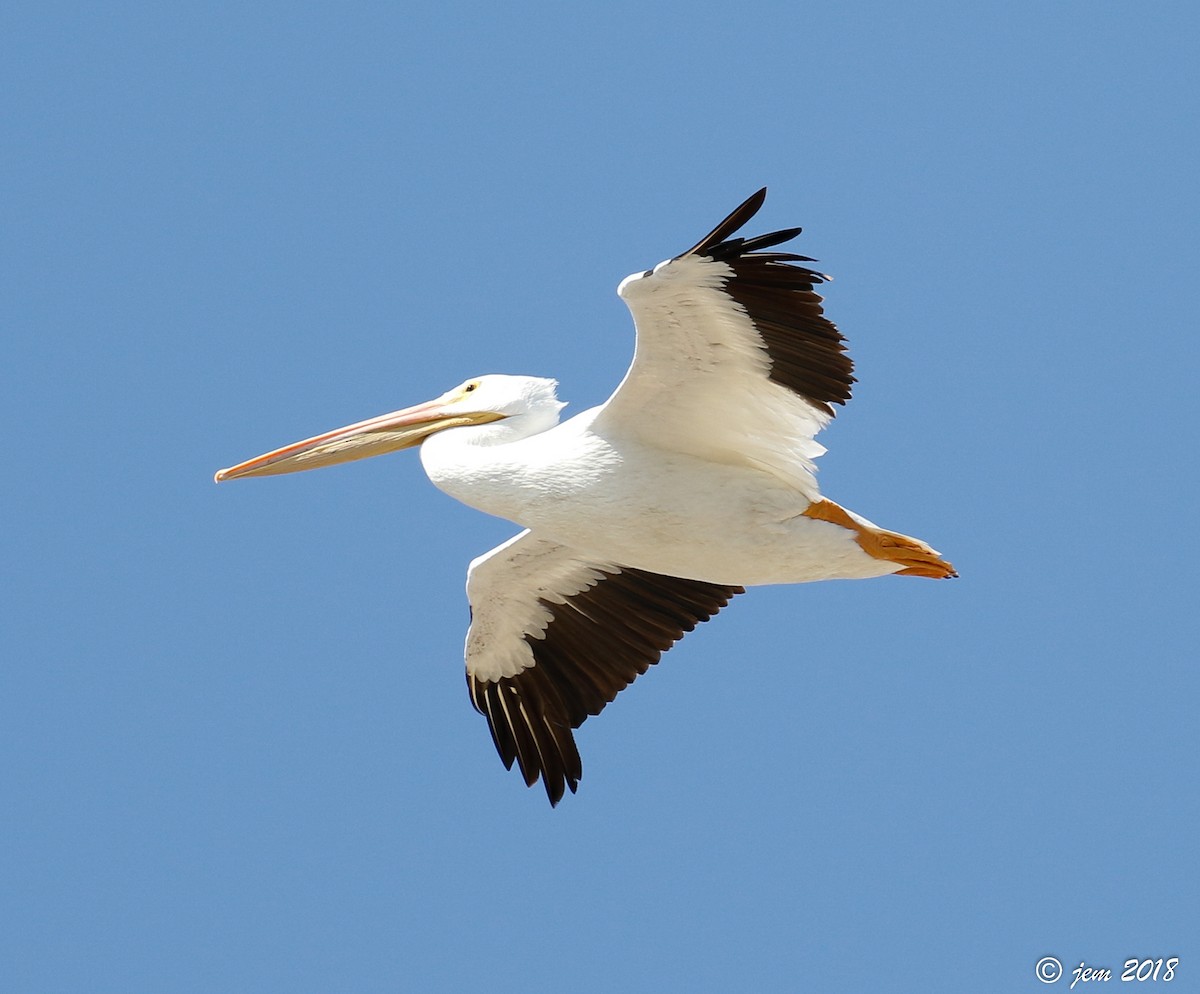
4 3 1197 992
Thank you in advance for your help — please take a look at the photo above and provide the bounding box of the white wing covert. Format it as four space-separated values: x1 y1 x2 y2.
464 530 742 804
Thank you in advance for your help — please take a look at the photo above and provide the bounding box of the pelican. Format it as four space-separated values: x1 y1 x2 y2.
216 189 955 804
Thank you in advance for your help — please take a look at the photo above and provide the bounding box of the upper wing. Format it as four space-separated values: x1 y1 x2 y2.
595 188 853 500
464 531 743 805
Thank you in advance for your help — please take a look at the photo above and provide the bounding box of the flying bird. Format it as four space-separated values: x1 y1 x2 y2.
216 189 955 804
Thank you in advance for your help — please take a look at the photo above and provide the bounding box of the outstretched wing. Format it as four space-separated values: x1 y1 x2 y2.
595 188 853 500
464 531 742 805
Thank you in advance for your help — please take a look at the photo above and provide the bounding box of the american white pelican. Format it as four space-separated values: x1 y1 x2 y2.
216 189 955 804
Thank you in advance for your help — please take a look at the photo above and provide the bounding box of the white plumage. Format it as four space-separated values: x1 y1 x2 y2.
216 189 955 804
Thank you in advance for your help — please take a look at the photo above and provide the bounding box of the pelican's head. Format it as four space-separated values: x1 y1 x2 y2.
215 374 564 482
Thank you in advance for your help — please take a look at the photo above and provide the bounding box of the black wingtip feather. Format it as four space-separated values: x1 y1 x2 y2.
680 187 768 258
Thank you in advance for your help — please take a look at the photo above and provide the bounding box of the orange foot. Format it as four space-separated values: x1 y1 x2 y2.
801 498 958 579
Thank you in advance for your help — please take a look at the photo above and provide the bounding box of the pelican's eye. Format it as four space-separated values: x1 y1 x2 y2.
464 382 478 393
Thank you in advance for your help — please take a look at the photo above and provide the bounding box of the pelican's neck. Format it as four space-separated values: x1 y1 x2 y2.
417 413 561 522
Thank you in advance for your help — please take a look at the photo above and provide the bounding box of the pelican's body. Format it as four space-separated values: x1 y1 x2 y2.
217 190 955 804
420 403 887 586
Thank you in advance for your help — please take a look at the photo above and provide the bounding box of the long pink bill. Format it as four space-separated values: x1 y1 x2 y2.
215 399 499 482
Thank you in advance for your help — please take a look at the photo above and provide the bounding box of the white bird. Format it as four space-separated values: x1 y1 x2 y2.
216 189 955 804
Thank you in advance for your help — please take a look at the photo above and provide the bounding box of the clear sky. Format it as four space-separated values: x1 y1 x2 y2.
4 3 1197 992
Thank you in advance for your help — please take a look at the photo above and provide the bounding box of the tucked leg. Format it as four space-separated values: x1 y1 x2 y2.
801 499 957 579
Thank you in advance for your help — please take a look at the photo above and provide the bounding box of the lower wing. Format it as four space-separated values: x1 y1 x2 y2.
464 530 743 804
